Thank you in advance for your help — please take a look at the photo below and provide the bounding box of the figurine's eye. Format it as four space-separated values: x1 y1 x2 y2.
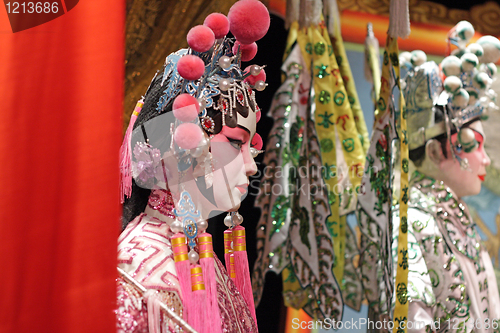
227 137 244 150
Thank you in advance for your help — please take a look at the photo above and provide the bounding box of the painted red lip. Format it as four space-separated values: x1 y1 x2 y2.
479 174 486 181
236 184 248 194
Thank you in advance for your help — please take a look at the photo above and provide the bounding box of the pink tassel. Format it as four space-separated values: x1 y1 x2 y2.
171 234 192 323
223 229 233 274
199 233 222 333
120 99 144 203
190 265 208 333
232 226 257 325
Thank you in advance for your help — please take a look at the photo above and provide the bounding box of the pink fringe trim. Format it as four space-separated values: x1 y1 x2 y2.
234 251 257 325
190 288 207 332
120 99 144 203
199 233 222 333
232 226 257 326
175 260 192 322
190 264 208 333
171 234 192 323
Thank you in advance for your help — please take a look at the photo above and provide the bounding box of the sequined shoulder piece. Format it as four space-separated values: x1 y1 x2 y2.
411 173 481 261
116 277 184 333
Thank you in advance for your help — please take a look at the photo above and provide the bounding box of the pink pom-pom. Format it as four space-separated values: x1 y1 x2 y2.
174 123 204 149
204 13 230 39
244 66 266 85
251 133 263 150
256 109 261 123
228 0 270 44
233 41 258 62
173 94 200 122
177 55 205 81
187 25 215 53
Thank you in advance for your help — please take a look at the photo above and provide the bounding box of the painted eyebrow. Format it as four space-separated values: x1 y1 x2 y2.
225 129 249 143
226 137 243 143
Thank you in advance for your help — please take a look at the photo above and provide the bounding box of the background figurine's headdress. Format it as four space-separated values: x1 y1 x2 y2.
400 20 500 168
118 1 270 332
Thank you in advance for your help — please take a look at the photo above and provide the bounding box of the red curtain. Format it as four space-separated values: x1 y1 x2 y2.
0 1 124 332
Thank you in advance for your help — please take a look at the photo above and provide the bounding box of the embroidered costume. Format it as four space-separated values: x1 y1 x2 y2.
391 172 500 332
116 191 258 332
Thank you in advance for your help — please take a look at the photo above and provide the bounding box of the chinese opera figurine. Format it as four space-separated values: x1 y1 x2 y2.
359 21 500 332
115 1 270 332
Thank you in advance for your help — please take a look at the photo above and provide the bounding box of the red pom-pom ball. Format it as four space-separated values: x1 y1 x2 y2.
187 25 215 52
204 13 230 39
256 109 261 123
244 66 266 85
174 123 204 150
228 0 270 44
177 55 205 81
173 94 200 122
233 41 258 61
251 133 263 150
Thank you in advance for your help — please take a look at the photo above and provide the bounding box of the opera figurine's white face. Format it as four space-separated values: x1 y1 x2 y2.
210 109 258 212
162 101 258 220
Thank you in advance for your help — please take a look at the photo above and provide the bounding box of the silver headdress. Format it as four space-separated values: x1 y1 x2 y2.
400 21 500 166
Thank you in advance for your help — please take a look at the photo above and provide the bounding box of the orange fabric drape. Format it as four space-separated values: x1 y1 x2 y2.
0 1 124 332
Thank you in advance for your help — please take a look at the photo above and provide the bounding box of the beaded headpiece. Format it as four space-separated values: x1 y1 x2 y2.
401 21 500 168
120 2 268 196
156 40 264 126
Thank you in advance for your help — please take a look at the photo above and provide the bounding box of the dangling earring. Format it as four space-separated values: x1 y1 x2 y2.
175 191 199 250
223 211 257 325
172 192 211 333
